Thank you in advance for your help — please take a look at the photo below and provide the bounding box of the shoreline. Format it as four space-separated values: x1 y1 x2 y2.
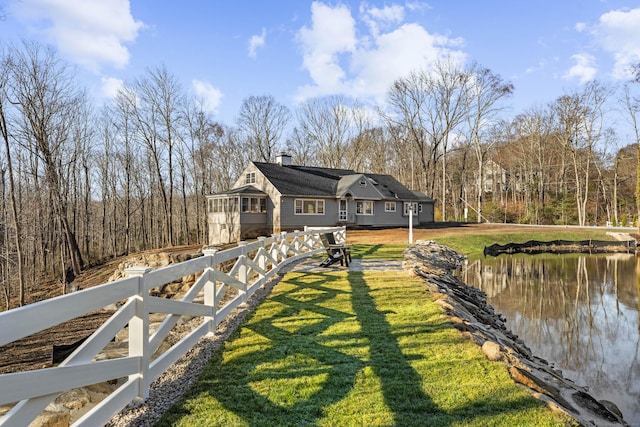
404 240 628 427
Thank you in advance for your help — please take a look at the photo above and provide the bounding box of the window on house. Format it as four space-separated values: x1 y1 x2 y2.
385 202 396 212
241 196 266 213
294 199 325 215
245 172 256 185
229 197 239 211
359 179 367 187
403 202 418 216
356 201 374 215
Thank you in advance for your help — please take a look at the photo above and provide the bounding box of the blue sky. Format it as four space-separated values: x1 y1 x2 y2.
1 0 639 126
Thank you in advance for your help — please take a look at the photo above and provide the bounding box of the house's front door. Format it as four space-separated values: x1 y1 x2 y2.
339 199 348 222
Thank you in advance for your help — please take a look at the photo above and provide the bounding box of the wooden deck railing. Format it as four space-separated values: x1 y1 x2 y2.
0 226 346 427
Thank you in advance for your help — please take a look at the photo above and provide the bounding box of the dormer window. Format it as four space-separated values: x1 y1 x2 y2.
245 172 256 184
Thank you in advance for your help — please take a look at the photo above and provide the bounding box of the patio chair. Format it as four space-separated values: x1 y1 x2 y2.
319 232 352 267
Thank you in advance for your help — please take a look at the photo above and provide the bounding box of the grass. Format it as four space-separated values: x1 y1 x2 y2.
157 268 576 427
348 229 615 259
350 244 408 260
433 230 613 256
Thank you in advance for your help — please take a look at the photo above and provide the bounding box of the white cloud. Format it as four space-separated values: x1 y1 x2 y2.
593 7 640 79
351 23 465 99
575 22 587 32
192 79 223 115
14 0 144 72
360 3 404 37
295 1 465 103
563 53 597 83
101 76 124 99
296 2 357 93
248 28 266 59
525 60 547 74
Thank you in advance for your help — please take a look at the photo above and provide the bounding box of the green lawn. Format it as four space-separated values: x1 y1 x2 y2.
157 262 576 426
433 230 614 256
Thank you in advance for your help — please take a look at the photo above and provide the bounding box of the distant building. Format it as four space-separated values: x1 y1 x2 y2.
207 153 434 245
479 159 509 193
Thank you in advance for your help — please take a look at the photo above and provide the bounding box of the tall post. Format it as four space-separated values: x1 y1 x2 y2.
125 266 152 401
202 247 218 334
281 231 289 260
293 230 301 255
256 236 267 279
409 204 414 244
271 233 281 265
237 241 249 305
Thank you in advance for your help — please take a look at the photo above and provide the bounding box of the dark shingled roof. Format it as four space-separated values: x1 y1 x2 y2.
215 185 266 196
253 162 353 197
364 173 424 200
253 162 430 202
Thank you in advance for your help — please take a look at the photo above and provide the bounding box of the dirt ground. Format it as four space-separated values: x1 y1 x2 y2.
0 223 610 374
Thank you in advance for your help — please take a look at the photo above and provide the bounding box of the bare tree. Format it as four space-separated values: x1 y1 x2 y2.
383 71 433 194
125 65 186 247
297 95 354 169
7 40 85 276
285 127 318 166
0 45 25 306
237 95 291 162
465 62 513 222
428 59 472 221
384 59 470 220
623 72 640 232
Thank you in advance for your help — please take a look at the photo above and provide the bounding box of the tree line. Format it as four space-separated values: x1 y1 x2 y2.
1 40 640 309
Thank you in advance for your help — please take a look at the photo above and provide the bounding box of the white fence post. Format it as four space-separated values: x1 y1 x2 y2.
271 234 281 264
257 237 267 279
124 266 152 401
202 248 218 335
237 241 249 305
280 231 289 260
293 230 301 255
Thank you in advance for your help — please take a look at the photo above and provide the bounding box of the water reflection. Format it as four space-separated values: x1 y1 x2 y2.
457 253 640 424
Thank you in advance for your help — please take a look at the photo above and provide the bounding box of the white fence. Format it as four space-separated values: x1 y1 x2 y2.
0 226 346 427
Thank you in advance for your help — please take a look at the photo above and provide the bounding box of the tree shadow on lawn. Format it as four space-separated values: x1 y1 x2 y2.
350 243 383 258
158 271 547 426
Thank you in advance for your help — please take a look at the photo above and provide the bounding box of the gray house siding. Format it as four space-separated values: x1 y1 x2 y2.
278 197 339 230
353 200 436 227
419 202 434 225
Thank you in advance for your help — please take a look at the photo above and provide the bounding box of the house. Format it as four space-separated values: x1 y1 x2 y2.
206 154 434 245
479 159 509 193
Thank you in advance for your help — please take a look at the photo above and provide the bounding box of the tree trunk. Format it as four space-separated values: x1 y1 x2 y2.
1 104 25 306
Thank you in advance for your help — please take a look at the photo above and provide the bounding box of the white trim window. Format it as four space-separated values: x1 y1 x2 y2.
356 200 374 215
294 199 325 215
404 202 418 216
384 201 396 212
245 172 256 185
241 196 266 213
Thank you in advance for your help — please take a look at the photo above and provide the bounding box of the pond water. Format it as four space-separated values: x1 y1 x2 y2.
457 253 640 424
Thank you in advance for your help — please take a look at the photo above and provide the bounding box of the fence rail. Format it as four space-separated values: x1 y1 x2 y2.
0 226 345 427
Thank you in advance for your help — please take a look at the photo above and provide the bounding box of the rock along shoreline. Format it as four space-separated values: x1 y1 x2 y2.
403 240 628 427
